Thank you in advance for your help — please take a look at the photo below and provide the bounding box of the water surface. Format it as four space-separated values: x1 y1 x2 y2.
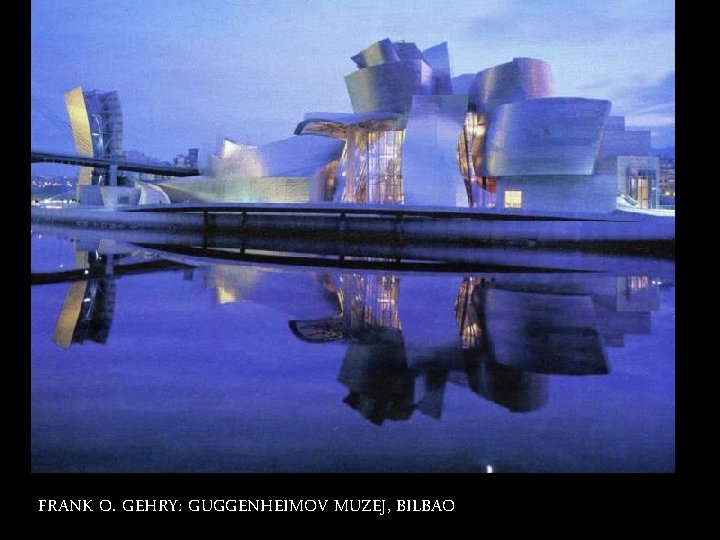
30 232 675 472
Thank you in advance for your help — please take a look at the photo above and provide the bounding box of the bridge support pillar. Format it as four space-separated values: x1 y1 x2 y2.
108 164 118 186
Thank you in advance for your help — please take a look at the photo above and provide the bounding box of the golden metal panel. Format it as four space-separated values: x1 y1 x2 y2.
64 87 93 157
53 281 87 349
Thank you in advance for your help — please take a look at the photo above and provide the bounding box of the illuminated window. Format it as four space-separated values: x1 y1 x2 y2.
626 167 655 209
504 190 522 209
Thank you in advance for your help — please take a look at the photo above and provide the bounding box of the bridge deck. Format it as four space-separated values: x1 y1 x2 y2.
31 151 200 177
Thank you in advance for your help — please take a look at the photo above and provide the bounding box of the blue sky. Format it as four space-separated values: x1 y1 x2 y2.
31 0 675 172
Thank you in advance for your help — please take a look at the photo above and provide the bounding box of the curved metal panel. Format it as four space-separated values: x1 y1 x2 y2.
484 98 611 176
294 112 401 139
345 60 434 114
258 136 343 176
451 73 476 96
469 58 554 113
64 87 94 187
64 87 93 157
351 38 400 68
422 42 453 94
213 136 343 179
402 95 469 207
394 41 424 62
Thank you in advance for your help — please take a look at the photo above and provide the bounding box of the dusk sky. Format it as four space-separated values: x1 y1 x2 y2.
31 0 675 172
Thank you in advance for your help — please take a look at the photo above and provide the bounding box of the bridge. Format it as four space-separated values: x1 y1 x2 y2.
31 150 200 179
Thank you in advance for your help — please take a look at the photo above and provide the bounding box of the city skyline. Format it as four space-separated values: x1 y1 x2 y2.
31 0 675 174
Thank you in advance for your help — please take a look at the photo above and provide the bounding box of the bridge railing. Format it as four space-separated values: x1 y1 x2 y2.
123 202 609 222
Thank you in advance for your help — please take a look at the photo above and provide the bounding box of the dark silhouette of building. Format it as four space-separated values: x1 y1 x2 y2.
289 271 661 425
53 251 118 347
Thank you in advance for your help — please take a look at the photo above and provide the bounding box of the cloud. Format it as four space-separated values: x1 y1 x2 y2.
471 1 674 45
577 79 616 92
617 72 675 146
634 123 675 148
616 72 674 110
611 71 674 123
574 71 675 147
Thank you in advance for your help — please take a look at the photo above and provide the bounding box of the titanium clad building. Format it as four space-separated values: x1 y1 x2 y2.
162 135 344 203
299 41 615 212
181 38 659 213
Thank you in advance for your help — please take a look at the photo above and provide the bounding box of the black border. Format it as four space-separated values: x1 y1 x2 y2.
25 0 683 521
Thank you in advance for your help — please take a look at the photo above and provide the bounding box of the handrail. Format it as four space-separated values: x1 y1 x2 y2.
123 202 619 222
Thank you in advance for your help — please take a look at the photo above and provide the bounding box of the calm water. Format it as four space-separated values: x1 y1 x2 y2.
30 231 675 472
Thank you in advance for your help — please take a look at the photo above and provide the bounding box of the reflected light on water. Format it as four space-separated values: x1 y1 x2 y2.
30 232 675 472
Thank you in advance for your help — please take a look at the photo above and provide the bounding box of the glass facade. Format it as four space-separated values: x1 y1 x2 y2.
626 167 656 209
457 112 489 207
455 277 487 349
339 128 404 204
337 274 402 335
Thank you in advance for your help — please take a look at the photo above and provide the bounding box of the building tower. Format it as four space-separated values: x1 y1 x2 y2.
64 87 123 202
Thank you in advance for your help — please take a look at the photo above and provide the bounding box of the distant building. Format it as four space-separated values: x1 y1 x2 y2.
122 149 176 182
659 157 675 196
123 149 152 181
173 148 199 168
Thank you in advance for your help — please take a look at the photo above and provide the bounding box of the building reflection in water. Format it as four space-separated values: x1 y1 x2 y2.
290 271 665 424
48 246 667 425
52 239 169 348
53 247 120 348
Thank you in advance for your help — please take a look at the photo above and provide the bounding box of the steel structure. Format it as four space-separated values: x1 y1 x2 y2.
64 87 123 187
